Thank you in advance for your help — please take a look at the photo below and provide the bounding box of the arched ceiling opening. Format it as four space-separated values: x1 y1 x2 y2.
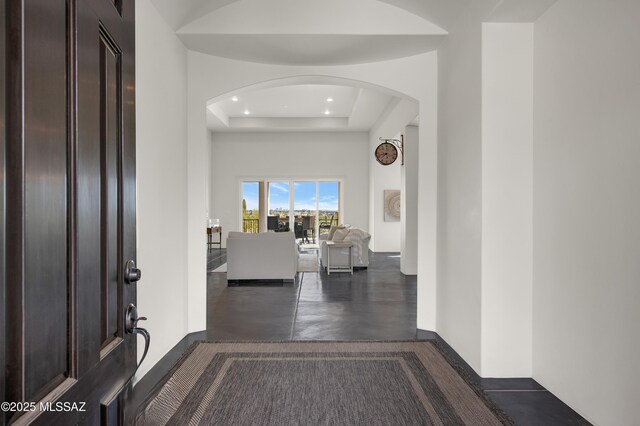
205 76 418 133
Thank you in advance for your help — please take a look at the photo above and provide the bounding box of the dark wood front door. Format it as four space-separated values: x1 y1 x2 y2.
1 0 138 424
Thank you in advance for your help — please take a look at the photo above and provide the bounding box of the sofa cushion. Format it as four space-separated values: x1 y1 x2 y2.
229 231 293 240
226 231 297 280
332 228 350 241
327 225 339 240
328 225 348 240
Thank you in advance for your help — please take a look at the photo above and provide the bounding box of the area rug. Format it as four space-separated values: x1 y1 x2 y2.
297 252 319 272
135 341 513 426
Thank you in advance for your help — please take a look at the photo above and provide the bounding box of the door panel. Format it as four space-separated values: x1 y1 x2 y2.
2 0 138 424
100 33 122 349
23 0 69 402
76 0 104 377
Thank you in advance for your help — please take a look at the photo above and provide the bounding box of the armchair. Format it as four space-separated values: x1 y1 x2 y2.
320 226 371 269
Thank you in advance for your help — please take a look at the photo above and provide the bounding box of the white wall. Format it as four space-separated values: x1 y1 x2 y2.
368 98 417 252
368 154 401 252
206 130 213 220
187 52 439 332
533 1 640 424
211 132 369 246
401 126 419 274
437 0 493 373
481 23 533 377
437 0 537 378
135 0 188 379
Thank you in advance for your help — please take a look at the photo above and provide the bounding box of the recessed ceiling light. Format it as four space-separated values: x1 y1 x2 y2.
244 109 250 115
231 96 239 102
324 110 330 115
327 97 334 102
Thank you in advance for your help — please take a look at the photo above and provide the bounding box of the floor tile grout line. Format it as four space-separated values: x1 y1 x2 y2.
290 272 304 340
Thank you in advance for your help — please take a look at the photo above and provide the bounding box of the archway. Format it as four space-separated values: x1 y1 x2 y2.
185 53 438 334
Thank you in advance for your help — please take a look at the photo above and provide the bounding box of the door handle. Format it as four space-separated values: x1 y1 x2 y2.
110 304 151 399
125 304 150 369
124 259 142 283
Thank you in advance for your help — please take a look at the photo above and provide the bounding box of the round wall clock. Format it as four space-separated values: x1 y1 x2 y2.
375 142 398 166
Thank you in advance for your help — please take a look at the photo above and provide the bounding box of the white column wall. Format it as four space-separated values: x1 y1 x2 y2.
481 23 533 377
401 126 419 275
258 181 267 233
436 1 490 373
533 1 640 424
135 0 189 379
207 130 215 220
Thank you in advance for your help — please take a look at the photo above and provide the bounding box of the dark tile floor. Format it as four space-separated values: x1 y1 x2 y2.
206 249 418 341
127 248 590 425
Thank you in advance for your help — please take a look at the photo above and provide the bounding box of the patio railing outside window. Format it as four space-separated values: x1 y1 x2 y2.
242 218 259 233
243 215 337 235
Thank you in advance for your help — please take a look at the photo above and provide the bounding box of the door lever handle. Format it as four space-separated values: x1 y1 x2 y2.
113 308 151 399
125 304 151 369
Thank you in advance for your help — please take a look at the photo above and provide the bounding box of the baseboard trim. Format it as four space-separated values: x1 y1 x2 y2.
416 329 544 391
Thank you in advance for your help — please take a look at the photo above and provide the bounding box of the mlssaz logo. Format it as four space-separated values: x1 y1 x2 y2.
39 402 87 412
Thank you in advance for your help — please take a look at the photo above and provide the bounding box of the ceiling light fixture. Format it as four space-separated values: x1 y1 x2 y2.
244 109 250 115
324 110 330 115
327 97 334 102
231 96 239 102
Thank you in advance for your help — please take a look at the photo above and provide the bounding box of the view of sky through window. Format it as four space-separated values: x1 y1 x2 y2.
294 182 316 212
269 181 290 211
242 182 259 210
243 180 339 214
319 181 339 212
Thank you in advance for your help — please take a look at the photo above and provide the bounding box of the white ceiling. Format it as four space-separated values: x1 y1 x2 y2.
487 0 557 22
149 0 555 66
154 0 452 65
179 34 446 66
207 84 395 132
150 0 469 32
216 85 359 118
148 0 556 132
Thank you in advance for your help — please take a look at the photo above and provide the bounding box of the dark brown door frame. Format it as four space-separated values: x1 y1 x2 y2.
0 0 6 420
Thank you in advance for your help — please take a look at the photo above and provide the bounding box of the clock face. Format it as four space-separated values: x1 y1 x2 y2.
375 142 398 166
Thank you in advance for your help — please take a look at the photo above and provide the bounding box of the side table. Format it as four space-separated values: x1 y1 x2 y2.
326 240 353 275
207 226 222 251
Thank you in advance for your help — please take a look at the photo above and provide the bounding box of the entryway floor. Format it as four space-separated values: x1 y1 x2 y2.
206 249 417 340
127 249 590 425
203 248 589 425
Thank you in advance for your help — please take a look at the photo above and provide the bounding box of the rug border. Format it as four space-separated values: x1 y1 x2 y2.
430 340 516 426
135 340 515 425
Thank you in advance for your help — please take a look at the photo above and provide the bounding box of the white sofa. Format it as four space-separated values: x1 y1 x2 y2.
320 226 371 269
227 231 299 281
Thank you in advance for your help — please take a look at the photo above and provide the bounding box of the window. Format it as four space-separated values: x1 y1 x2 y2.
241 182 259 233
318 181 339 236
268 181 291 231
241 179 341 239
